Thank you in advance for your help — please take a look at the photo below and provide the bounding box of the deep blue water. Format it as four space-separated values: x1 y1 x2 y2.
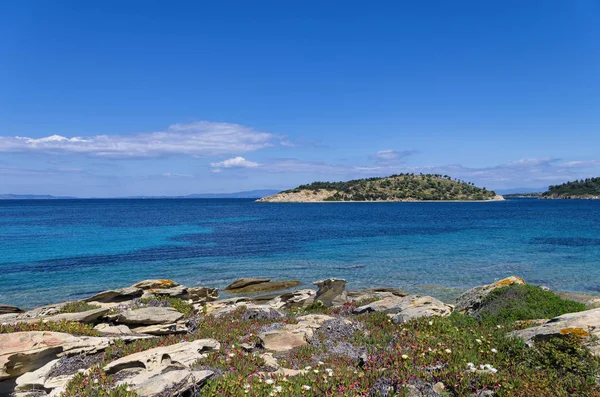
1 198 600 309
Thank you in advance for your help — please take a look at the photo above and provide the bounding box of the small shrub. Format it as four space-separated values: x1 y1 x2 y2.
532 335 599 379
477 284 586 324
302 301 327 313
60 366 136 397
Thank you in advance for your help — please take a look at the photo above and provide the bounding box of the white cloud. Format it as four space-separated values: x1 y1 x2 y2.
372 149 417 163
211 156 260 168
208 155 600 190
0 121 276 158
210 156 260 172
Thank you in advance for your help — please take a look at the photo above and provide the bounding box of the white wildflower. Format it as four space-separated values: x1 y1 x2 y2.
302 385 311 390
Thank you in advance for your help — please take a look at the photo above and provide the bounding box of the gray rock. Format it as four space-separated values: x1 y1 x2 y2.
402 378 442 397
268 289 316 310
390 296 453 324
84 286 143 303
133 369 213 397
313 278 347 307
185 286 219 303
259 314 338 352
353 295 411 314
94 323 132 335
0 305 23 315
454 276 525 315
116 307 183 325
132 322 188 335
354 295 452 323
347 288 407 302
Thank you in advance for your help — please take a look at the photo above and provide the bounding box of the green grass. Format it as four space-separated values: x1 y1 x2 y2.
58 301 101 314
477 284 586 324
0 320 101 336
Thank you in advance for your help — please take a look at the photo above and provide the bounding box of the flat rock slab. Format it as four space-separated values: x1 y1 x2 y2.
94 323 132 335
84 287 143 303
132 323 188 336
353 295 411 314
104 338 219 374
227 280 301 293
0 305 23 315
511 308 600 356
116 307 183 325
132 279 180 290
455 276 525 315
225 278 271 290
143 285 188 299
0 331 111 380
36 308 109 324
259 314 336 352
133 369 214 397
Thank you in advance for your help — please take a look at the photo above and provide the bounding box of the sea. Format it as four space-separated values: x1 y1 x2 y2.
1 198 600 309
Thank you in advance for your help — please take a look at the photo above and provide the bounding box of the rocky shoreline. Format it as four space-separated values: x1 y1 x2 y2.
1 276 600 396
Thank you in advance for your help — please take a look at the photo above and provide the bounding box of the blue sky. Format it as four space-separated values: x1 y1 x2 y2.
1 1 599 196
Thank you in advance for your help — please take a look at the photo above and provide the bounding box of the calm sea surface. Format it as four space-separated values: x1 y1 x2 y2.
1 198 600 309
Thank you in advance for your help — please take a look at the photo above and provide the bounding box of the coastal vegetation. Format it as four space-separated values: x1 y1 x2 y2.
2 277 600 396
474 284 586 324
0 320 101 336
260 174 500 202
542 177 600 199
58 301 101 314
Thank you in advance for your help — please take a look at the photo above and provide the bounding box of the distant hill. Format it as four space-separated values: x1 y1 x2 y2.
502 192 542 199
0 194 76 200
542 177 600 199
257 174 503 202
496 187 547 195
0 190 280 200
183 190 280 199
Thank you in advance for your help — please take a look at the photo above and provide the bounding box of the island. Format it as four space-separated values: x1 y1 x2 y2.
542 177 600 199
257 174 504 202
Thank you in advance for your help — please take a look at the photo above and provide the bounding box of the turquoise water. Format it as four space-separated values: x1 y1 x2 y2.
1 198 600 309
